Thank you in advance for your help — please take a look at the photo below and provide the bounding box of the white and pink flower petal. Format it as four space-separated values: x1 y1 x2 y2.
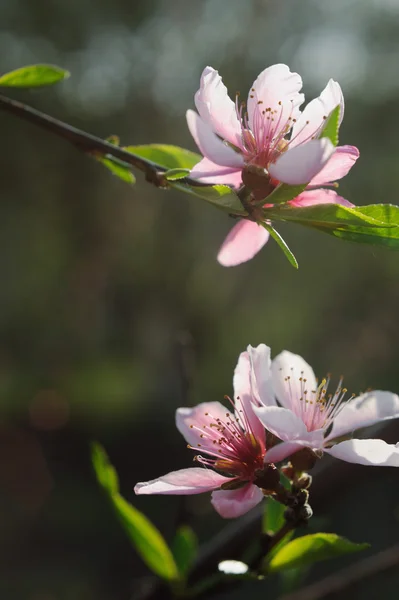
176 401 235 451
269 138 335 185
289 188 353 208
290 79 344 148
253 405 314 443
325 439 399 467
247 64 304 141
211 482 264 518
271 351 318 413
264 439 315 463
186 109 244 168
326 391 399 442
134 467 232 495
248 344 276 407
233 350 266 445
190 157 242 187
217 220 270 267
308 145 359 186
194 66 242 146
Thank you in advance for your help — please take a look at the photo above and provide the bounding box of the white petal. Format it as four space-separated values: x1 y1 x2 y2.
269 138 335 185
290 79 344 147
186 109 244 168
233 350 267 444
326 439 399 467
134 467 232 495
248 344 276 406
271 350 317 412
190 157 242 187
253 405 309 441
264 439 314 463
327 391 399 441
211 482 264 518
194 66 242 146
175 401 232 449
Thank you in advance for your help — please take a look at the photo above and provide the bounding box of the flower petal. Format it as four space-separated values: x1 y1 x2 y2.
190 157 242 187
271 350 318 412
134 467 232 495
186 109 244 168
176 401 233 450
248 344 276 407
253 405 311 442
264 440 314 463
194 66 242 146
326 391 399 442
269 138 335 185
233 349 266 448
211 482 264 518
247 64 304 140
326 439 399 467
289 188 353 208
309 145 359 186
290 79 344 148
217 220 269 267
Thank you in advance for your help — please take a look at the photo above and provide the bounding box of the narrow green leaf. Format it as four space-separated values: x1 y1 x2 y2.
91 443 179 582
173 182 247 215
97 156 136 184
264 203 394 229
262 223 298 268
320 105 341 147
164 168 191 181
263 497 286 535
258 182 307 206
125 144 201 170
267 533 369 573
312 223 399 248
0 64 70 87
172 525 198 577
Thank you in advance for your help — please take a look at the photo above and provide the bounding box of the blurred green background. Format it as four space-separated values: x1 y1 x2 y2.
1 0 399 598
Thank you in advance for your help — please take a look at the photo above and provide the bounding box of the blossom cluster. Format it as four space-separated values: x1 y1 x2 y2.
135 344 399 518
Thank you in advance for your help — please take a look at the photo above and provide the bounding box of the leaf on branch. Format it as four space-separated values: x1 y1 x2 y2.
258 182 308 207
267 533 369 573
91 443 179 582
124 144 201 170
0 64 70 87
97 156 136 184
173 182 247 215
320 105 340 147
261 223 298 268
164 168 191 181
263 496 286 535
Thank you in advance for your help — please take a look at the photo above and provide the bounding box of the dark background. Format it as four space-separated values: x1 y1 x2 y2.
1 1 399 599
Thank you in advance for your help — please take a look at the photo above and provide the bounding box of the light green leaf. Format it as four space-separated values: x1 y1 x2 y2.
0 64 70 87
173 182 247 215
313 223 399 248
261 223 298 268
98 156 136 184
125 144 201 170
164 168 191 181
258 182 307 206
263 497 286 535
91 443 179 582
320 105 341 147
172 525 198 577
355 203 399 225
267 533 369 573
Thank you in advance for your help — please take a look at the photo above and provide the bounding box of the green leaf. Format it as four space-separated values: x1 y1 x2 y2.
91 443 179 581
313 223 399 248
261 223 298 268
267 533 369 573
264 202 395 229
173 182 247 215
258 182 308 206
172 525 198 577
164 168 191 181
263 497 286 535
0 64 70 87
125 144 201 170
320 105 341 147
97 156 136 184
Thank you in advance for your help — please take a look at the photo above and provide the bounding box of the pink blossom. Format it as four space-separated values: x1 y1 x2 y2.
186 65 359 266
247 344 399 467
134 352 270 518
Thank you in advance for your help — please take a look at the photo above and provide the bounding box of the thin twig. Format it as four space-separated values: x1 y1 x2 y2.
0 93 206 188
279 543 399 600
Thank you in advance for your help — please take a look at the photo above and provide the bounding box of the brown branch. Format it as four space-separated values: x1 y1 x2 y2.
279 543 399 600
0 93 207 188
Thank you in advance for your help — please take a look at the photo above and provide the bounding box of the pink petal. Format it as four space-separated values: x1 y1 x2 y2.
211 482 264 518
309 145 359 186
248 344 276 407
271 351 317 412
289 188 353 208
264 440 313 463
326 391 399 442
247 64 304 140
253 405 310 442
134 467 232 495
290 79 344 148
190 157 242 187
326 439 399 467
176 401 233 451
194 66 242 146
269 138 335 185
186 109 244 168
217 220 269 267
